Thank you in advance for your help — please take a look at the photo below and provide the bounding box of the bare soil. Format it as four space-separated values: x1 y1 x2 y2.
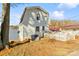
1 36 79 56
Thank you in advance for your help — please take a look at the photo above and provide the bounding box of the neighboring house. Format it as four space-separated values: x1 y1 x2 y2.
18 6 49 41
62 24 79 30
49 24 79 31
49 27 61 31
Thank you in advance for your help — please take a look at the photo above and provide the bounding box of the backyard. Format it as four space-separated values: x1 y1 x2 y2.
0 36 79 56
1 3 79 56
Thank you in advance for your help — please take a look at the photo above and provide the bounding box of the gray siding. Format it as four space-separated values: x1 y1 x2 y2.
21 8 48 37
9 27 19 41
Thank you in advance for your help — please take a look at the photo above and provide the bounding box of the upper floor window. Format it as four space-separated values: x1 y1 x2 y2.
36 12 40 20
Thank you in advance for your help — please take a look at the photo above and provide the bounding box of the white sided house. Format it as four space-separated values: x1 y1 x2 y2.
18 6 49 41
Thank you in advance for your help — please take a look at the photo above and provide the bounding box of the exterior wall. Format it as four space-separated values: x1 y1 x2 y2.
21 8 49 38
9 25 25 42
9 27 19 41
23 24 35 39
18 24 24 41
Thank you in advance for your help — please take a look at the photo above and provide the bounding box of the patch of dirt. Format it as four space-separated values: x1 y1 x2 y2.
1 37 79 56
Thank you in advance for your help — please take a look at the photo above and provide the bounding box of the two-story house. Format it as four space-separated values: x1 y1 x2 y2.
18 6 49 41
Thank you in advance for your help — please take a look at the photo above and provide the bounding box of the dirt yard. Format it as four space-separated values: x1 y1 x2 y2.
1 36 79 56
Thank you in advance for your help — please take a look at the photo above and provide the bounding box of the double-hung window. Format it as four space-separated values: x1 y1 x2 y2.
36 26 39 32
36 13 40 20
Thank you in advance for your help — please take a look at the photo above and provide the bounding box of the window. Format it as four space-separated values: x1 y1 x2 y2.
42 26 45 31
36 13 40 20
17 31 20 34
36 26 39 32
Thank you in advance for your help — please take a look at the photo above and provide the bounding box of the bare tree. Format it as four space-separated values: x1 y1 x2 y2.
1 3 10 49
0 3 25 49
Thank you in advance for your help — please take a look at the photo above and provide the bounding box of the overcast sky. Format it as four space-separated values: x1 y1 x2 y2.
0 3 79 25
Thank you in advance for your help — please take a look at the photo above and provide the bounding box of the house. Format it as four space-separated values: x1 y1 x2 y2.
49 27 61 31
62 24 79 30
8 6 49 42
18 6 49 41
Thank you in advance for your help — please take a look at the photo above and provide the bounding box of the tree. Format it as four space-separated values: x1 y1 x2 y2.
1 3 10 49
1 3 24 49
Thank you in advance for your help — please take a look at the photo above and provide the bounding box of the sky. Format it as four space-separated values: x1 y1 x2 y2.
0 3 79 25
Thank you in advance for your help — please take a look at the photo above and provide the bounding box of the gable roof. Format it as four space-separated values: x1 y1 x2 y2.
20 8 26 23
20 6 48 23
